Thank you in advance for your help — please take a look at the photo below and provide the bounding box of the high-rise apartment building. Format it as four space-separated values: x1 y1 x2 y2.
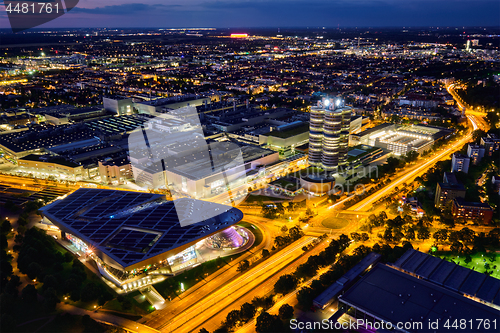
309 97 351 171
451 153 470 174
467 144 485 165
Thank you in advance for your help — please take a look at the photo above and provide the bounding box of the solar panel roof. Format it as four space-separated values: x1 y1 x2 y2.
340 265 500 333
394 249 500 308
40 188 243 268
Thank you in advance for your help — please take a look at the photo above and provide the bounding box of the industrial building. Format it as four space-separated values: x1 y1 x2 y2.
0 123 96 159
103 96 135 116
349 123 450 156
17 154 83 181
393 249 500 308
134 95 212 115
335 251 500 333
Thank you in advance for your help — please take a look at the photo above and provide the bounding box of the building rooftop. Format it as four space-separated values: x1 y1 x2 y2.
394 249 500 306
339 264 500 332
40 188 243 269
314 252 381 309
0 123 94 153
453 197 493 210
438 182 466 191
19 154 80 168
85 115 154 135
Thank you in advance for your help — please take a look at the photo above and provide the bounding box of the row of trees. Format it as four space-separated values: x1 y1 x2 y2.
16 228 114 306
273 226 304 249
202 234 351 333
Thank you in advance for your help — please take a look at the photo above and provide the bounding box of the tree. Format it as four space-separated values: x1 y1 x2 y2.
82 314 104 333
42 287 59 311
417 228 430 241
237 260 250 272
26 262 42 280
296 286 315 308
0 314 16 332
288 226 303 241
261 204 278 219
338 234 350 249
255 312 283 333
81 282 100 303
382 228 393 242
280 225 288 233
274 274 298 294
198 329 210 333
404 228 415 241
261 249 270 258
350 232 361 242
275 203 285 216
459 227 475 244
0 220 12 234
303 206 312 216
433 229 449 243
278 304 294 320
360 233 369 242
240 303 256 322
450 241 464 254
43 275 58 291
225 310 241 329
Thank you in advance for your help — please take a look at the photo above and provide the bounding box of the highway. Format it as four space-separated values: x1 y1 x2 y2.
155 237 315 333
141 220 272 328
183 236 334 333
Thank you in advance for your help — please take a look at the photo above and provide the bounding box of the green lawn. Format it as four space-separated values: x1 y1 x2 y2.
238 221 263 248
244 195 285 204
321 216 349 229
100 291 153 317
154 254 241 300
439 252 500 280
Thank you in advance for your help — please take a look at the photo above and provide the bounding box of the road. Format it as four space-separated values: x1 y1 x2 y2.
57 303 159 333
191 237 336 333
141 220 272 328
155 237 314 333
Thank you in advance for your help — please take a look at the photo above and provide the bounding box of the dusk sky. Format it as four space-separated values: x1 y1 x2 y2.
1 0 499 29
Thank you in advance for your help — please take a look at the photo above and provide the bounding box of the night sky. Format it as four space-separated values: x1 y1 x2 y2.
0 0 499 29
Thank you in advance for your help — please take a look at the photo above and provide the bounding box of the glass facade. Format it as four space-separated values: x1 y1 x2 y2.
66 233 89 252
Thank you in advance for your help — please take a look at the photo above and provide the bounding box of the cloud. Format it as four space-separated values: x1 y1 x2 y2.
71 3 180 15
197 0 500 27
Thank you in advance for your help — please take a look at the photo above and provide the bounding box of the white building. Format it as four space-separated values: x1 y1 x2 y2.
451 153 470 174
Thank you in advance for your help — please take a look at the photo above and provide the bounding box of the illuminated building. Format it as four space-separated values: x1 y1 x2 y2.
103 96 134 116
452 198 494 224
39 188 245 290
451 153 470 174
467 144 485 165
308 97 351 171
17 154 83 181
481 134 500 156
230 34 248 38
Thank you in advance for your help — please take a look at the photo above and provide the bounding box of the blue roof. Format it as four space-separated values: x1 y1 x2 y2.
40 188 243 269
